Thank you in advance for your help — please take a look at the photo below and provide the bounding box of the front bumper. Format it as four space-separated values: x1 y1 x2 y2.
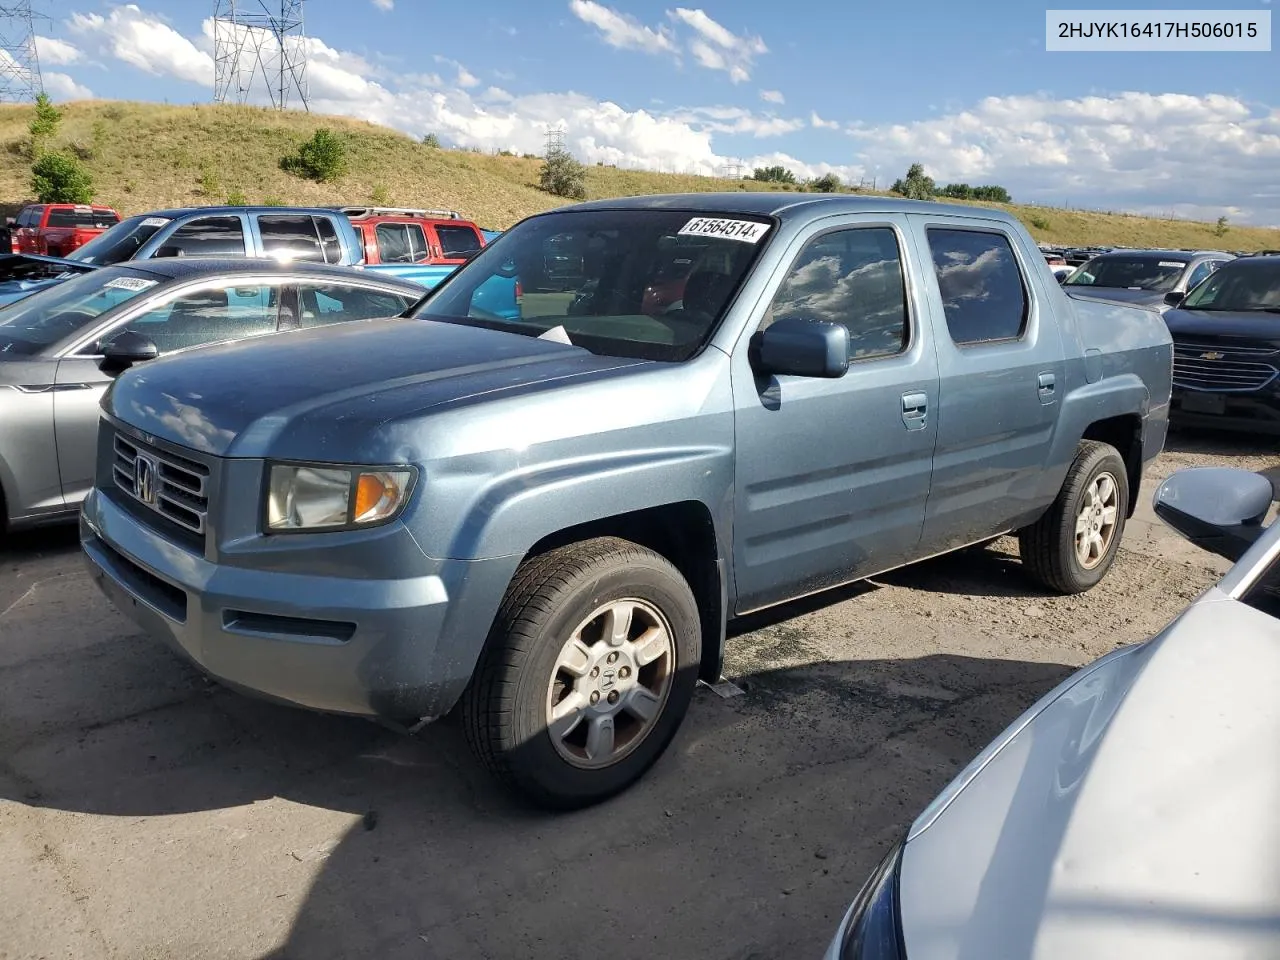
1170 387 1280 434
80 487 518 721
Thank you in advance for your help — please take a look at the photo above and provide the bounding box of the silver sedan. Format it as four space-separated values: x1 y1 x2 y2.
827 465 1280 959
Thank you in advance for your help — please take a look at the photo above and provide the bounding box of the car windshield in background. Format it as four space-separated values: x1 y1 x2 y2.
1064 256 1187 292
1182 259 1280 312
414 209 773 361
68 215 170 265
0 268 160 356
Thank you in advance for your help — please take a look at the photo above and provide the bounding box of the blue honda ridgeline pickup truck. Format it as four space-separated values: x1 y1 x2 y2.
80 194 1174 809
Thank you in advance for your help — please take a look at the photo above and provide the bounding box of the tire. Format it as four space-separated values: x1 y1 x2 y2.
1019 440 1130 594
462 536 701 810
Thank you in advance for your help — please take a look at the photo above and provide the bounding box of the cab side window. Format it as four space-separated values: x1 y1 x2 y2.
1185 261 1216 290
926 228 1028 345
257 215 343 264
762 226 909 361
295 282 416 328
155 216 247 258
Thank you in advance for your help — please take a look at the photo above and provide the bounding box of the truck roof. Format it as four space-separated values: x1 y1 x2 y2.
133 206 354 219
99 257 428 293
558 192 1028 227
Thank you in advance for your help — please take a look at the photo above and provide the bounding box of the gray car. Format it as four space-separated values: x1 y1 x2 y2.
825 465 1280 959
0 259 424 531
79 193 1172 808
1061 248 1233 310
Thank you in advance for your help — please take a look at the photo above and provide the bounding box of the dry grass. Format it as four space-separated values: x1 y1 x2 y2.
3 99 1278 251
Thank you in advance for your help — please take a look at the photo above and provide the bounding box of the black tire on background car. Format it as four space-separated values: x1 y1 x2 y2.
462 537 702 810
1019 440 1130 594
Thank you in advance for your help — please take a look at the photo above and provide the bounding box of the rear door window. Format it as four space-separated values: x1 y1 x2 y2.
435 225 482 259
375 223 429 263
155 216 247 258
926 228 1029 345
315 217 343 264
258 215 327 262
118 282 281 353
295 282 417 327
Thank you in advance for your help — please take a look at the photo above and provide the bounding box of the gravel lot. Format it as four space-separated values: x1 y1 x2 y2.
0 431 1274 960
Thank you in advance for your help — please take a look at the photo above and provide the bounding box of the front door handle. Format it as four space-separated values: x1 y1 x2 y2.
1037 372 1056 404
901 391 928 431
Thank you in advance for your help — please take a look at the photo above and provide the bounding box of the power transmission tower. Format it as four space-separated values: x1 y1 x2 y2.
213 0 310 111
543 125 566 154
0 1 43 103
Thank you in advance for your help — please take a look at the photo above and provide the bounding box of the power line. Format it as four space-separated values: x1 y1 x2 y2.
0 1 44 103
213 0 309 111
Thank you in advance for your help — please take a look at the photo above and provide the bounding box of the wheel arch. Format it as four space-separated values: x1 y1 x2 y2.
1082 413 1144 518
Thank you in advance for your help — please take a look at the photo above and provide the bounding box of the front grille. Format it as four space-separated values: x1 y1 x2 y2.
112 433 211 535
1173 340 1279 392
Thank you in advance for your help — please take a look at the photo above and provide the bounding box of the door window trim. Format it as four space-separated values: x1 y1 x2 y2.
921 221 1035 349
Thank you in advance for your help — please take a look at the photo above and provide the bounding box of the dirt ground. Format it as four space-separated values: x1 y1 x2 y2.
0 430 1274 960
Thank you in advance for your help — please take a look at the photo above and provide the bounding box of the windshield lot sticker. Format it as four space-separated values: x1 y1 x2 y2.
1159 261 1186 268
104 277 159 292
678 218 770 243
140 217 171 227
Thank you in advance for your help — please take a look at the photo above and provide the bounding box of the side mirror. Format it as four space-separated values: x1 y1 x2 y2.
1153 467 1274 562
98 330 160 376
1163 291 1185 308
752 317 850 379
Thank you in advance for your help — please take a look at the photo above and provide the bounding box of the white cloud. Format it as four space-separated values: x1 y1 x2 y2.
43 71 94 100
569 0 676 54
849 92 1280 224
482 86 514 103
811 111 839 130
434 55 480 89
759 89 784 104
69 5 213 85
372 0 394 9
668 7 766 83
671 105 805 137
35 36 82 66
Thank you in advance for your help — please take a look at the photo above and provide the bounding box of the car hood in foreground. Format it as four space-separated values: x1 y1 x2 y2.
898 594 1280 960
103 318 648 458
1165 308 1280 340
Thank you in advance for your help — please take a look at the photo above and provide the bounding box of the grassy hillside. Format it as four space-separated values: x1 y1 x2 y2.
4 100 1279 251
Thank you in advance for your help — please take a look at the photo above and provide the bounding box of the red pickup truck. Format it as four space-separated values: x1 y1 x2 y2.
8 203 121 257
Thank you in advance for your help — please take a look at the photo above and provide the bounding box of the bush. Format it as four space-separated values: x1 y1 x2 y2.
29 93 61 141
810 172 841 193
262 196 286 207
1028 214 1050 231
197 166 220 197
890 163 935 200
1215 215 1229 237
971 185 1012 203
280 128 348 183
751 165 797 184
225 187 248 206
421 132 440 148
370 184 390 205
539 146 587 199
31 151 94 204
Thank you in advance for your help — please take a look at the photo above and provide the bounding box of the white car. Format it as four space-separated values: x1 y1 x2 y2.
826 465 1280 960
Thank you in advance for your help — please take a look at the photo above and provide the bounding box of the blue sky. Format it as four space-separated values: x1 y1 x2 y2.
31 0 1280 223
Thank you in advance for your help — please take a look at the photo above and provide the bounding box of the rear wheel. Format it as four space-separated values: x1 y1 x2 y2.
462 537 701 809
1019 440 1129 594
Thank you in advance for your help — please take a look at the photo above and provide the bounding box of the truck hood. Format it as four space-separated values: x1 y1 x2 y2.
1165 308 1280 340
1065 287 1166 309
103 318 647 458
897 595 1280 960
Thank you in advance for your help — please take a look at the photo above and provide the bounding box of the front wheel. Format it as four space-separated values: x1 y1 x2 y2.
1019 440 1130 594
462 537 701 809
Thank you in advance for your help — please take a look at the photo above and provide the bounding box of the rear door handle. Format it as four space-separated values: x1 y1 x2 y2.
1037 372 1056 404
901 391 928 431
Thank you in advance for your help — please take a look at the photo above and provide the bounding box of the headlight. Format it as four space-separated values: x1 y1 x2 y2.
836 841 906 960
265 463 415 532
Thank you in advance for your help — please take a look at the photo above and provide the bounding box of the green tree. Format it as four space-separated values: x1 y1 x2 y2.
751 165 797 184
810 172 841 193
940 183 974 199
1215 215 1229 237
30 151 94 204
890 163 936 200
972 185 1012 203
421 132 441 148
539 146 587 199
29 93 61 142
280 128 349 183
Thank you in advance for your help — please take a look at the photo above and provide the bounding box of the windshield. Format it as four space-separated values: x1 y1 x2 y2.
1182 260 1280 312
0 267 161 357
411 209 773 361
1064 256 1187 292
68 215 170 265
